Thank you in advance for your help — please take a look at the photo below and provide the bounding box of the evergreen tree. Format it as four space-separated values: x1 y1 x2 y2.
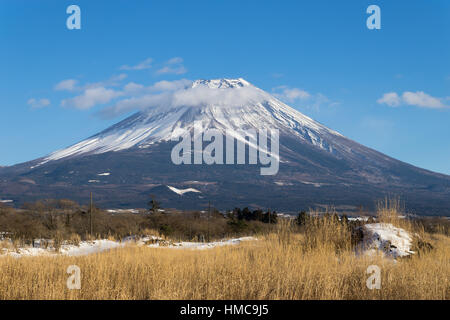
148 195 160 214
241 207 251 220
253 209 263 221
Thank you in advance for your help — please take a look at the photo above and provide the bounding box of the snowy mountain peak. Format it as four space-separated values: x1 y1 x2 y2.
192 78 251 89
38 78 347 164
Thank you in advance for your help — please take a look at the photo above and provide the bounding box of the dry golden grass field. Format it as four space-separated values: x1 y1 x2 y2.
0 209 448 300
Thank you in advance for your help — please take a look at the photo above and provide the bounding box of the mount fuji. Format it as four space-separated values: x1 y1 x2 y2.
1 78 449 215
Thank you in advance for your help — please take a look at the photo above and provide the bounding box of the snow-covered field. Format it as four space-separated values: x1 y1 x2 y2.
0 236 257 258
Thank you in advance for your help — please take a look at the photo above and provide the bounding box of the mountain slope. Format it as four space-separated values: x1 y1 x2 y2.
1 79 449 215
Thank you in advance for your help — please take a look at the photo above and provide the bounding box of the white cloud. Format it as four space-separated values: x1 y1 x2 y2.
170 85 265 107
61 87 123 110
124 82 145 93
58 78 192 112
54 79 78 91
85 74 128 89
377 92 401 107
402 91 446 109
123 79 192 95
273 86 311 102
156 65 187 75
149 79 192 91
55 74 127 93
377 91 447 109
156 57 187 75
120 58 153 71
27 98 50 109
99 80 269 118
271 85 338 111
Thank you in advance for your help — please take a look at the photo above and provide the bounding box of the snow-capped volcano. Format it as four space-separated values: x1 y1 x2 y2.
43 78 341 163
1 78 450 214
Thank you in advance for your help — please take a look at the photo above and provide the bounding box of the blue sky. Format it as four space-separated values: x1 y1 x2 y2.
1 0 449 174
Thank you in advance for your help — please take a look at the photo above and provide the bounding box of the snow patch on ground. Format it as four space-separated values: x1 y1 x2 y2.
106 208 140 214
167 185 201 195
299 180 324 188
357 223 414 259
1 236 257 257
61 240 124 256
147 237 257 250
348 217 370 222
274 181 293 186
2 240 124 258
